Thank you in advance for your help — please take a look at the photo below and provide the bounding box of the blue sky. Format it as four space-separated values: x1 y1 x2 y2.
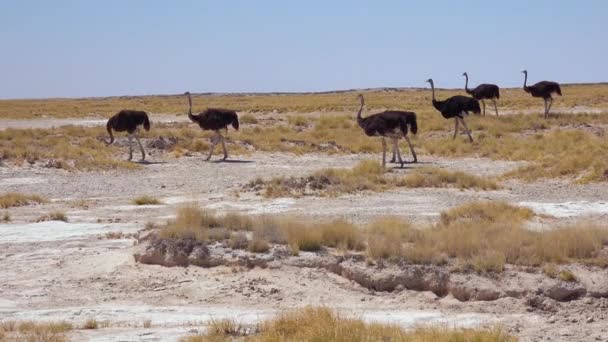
1 0 606 99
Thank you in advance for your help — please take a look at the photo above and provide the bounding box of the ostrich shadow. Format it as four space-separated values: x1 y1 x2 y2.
134 160 168 165
212 159 254 164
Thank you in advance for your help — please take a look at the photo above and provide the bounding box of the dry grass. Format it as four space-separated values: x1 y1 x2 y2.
132 195 162 205
0 126 138 170
36 211 68 222
83 318 98 330
251 161 499 198
3 83 606 119
179 307 514 342
3 84 608 180
400 167 500 190
0 192 48 209
0 320 73 342
158 202 608 272
2 212 11 222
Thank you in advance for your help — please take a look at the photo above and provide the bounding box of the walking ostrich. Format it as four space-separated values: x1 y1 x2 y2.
105 110 151 161
522 70 562 119
184 92 239 161
427 79 480 142
356 94 418 167
462 72 500 116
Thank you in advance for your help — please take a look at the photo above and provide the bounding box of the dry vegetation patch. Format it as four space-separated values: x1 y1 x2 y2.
36 211 68 222
132 195 162 205
247 161 498 198
179 307 514 342
0 126 138 170
400 167 500 190
0 192 48 209
0 320 73 342
156 202 608 272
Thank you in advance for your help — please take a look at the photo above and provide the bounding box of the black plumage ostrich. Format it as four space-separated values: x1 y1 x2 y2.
105 110 151 161
184 92 239 161
522 70 562 119
462 72 500 116
426 79 480 142
356 94 418 167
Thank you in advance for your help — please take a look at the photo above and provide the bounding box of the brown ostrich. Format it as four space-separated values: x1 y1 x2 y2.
356 94 418 167
522 70 562 119
184 92 239 161
105 110 151 161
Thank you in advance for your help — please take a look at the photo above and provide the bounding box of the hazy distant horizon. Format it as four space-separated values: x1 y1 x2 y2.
1 1 606 99
3 81 608 101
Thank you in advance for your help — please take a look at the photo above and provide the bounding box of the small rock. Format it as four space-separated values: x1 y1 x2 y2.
547 316 556 324
587 317 595 323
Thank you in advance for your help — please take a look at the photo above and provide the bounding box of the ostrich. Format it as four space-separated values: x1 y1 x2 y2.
356 94 418 167
105 110 151 161
462 72 500 116
427 79 480 142
184 91 239 161
522 70 562 119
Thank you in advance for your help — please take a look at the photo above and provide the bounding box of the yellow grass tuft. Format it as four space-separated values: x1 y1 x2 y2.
83 318 98 330
400 167 500 190
37 211 68 222
0 320 73 342
132 195 162 205
0 192 48 209
179 307 514 342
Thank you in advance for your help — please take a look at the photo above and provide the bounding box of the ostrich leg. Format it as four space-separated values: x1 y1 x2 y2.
381 137 387 167
404 135 417 163
220 134 228 160
493 99 499 116
205 131 220 161
547 98 554 116
390 146 397 163
459 118 474 143
392 138 404 166
481 100 486 116
453 119 460 139
543 99 548 119
127 134 133 161
134 134 146 161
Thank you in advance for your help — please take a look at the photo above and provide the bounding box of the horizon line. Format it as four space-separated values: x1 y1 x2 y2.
2 81 607 102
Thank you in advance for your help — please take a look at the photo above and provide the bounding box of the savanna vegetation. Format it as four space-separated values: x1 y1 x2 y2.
178 306 515 342
160 201 608 272
0 192 48 209
247 161 500 198
2 85 607 182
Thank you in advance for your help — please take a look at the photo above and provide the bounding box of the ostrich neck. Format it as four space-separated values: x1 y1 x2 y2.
356 100 364 121
430 82 436 101
187 94 195 120
523 73 528 90
464 75 471 93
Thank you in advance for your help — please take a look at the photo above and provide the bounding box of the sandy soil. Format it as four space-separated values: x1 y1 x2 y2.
1 124 608 341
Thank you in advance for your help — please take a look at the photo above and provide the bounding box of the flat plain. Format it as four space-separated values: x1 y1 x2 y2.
1 85 608 341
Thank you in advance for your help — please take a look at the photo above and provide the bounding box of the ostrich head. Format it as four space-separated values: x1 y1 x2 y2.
357 94 364 105
462 72 468 77
426 78 434 86
521 70 527 75
184 91 191 96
